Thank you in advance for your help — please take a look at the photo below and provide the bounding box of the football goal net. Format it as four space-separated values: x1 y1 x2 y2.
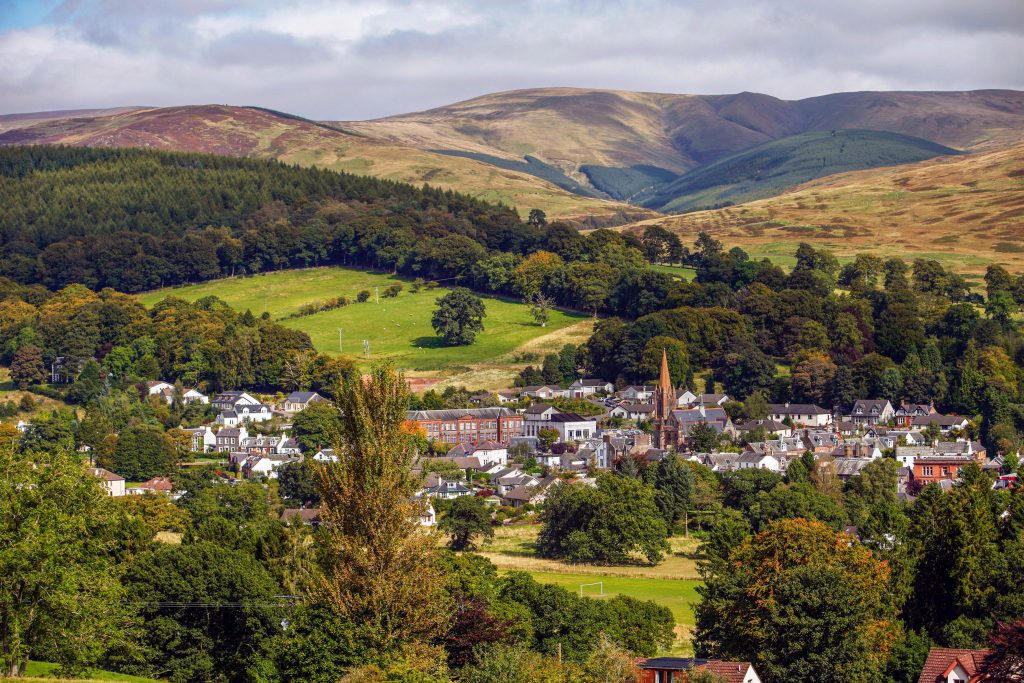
579 581 605 597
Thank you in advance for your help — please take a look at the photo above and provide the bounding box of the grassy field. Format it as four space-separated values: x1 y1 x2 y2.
479 523 703 655
0 367 68 420
17 662 157 682
137 267 594 388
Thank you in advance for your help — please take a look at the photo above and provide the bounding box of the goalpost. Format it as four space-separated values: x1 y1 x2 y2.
579 581 604 598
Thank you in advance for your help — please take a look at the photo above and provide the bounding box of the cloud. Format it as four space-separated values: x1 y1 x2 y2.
1 0 1021 119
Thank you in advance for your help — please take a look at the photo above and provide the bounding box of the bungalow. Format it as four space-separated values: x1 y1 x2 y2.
849 399 894 427
639 657 762 683
281 391 326 414
520 385 566 400
425 477 473 500
281 508 322 526
734 419 792 437
618 385 656 402
147 382 208 405
915 647 991 683
609 402 656 421
911 413 970 434
469 392 495 406
567 379 614 397
313 448 337 463
87 467 125 497
215 426 248 451
736 450 782 472
495 390 520 404
136 476 173 495
278 438 302 456
767 402 832 427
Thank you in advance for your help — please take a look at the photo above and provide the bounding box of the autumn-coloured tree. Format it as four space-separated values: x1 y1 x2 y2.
694 518 899 683
310 364 450 653
9 345 46 390
983 620 1024 680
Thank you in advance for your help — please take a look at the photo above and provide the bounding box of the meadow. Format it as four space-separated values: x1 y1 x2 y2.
17 662 157 683
478 523 703 655
137 267 594 388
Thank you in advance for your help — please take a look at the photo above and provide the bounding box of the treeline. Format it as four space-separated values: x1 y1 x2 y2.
0 279 353 394
0 145 534 291
585 233 1024 456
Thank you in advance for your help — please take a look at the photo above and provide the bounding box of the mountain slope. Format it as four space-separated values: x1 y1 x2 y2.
618 144 1024 274
0 105 644 223
337 87 1024 186
637 129 958 212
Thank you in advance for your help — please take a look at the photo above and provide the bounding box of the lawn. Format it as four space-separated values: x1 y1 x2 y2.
136 267 594 386
0 367 68 420
18 662 158 682
479 523 703 655
649 264 696 280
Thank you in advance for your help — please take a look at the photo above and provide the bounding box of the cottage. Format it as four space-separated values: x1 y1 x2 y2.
911 413 970 434
495 390 520 404
736 450 782 472
639 657 762 683
849 399 894 426
567 379 614 397
425 477 473 500
313 448 337 462
87 467 125 497
915 647 991 683
216 403 274 426
618 385 656 401
734 419 792 437
281 391 326 414
519 385 566 400
136 476 174 495
609 402 656 421
767 402 832 427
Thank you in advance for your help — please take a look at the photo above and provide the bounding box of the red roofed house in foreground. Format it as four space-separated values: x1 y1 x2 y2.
638 657 761 683
916 647 992 683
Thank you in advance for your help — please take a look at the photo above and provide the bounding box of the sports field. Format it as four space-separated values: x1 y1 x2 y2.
137 267 594 386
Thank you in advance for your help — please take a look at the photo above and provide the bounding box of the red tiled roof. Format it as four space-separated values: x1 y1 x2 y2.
703 661 755 683
917 647 992 683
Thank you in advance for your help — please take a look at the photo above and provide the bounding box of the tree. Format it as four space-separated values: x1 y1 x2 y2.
310 364 450 653
537 473 669 564
0 446 126 677
9 344 45 390
528 292 553 327
122 542 283 682
537 428 559 451
439 495 494 551
432 288 486 346
649 454 694 533
112 425 177 480
983 620 1024 681
694 518 899 683
278 459 320 506
582 634 641 683
790 354 837 405
527 208 547 228
291 400 342 452
687 422 721 453
638 336 690 387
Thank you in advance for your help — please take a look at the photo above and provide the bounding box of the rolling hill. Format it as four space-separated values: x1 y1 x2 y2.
635 129 958 212
617 143 1024 274
336 87 1024 188
0 105 644 223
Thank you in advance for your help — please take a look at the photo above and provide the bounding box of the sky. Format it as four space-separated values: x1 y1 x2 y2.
1 0 1022 120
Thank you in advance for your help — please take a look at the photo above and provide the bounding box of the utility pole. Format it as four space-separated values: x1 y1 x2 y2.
337 328 343 354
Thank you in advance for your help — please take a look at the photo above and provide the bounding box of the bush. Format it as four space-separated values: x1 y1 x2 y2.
356 290 371 303
382 283 403 298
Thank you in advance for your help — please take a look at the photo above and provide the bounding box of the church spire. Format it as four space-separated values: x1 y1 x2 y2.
659 348 672 395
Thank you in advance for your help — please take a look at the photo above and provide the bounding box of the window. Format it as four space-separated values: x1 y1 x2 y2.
942 466 949 476
923 466 933 476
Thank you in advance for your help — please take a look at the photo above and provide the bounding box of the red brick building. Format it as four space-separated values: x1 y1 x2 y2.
406 407 523 445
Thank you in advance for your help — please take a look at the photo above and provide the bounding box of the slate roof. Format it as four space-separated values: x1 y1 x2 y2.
525 403 556 414
87 467 124 482
406 407 515 420
548 412 591 423
285 391 321 403
769 403 830 415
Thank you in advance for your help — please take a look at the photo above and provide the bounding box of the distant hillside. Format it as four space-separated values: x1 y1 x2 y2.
618 144 1024 274
0 105 641 222
337 88 1024 185
637 129 958 212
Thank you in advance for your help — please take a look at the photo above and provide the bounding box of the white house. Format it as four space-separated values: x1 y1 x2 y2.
471 440 508 466
282 391 327 414
548 412 598 442
313 448 338 463
567 379 614 397
211 391 261 412
610 402 656 421
183 426 216 453
618 385 656 401
520 385 566 400
674 389 698 407
768 403 832 427
87 467 126 497
216 403 274 426
736 451 782 472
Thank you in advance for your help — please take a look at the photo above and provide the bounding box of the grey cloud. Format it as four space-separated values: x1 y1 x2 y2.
1 0 1022 119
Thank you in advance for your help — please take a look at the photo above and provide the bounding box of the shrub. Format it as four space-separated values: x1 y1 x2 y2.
356 290 371 302
382 283 403 298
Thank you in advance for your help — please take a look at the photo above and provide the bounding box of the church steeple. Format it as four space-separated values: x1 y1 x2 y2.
654 348 675 448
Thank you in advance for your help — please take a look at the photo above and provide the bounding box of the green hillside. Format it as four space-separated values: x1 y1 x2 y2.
580 164 679 201
138 267 592 377
637 129 958 212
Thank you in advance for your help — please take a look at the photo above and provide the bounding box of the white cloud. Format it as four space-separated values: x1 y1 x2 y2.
1 0 1021 118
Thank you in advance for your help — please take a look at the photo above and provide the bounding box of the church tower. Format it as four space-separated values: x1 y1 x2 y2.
653 349 675 449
